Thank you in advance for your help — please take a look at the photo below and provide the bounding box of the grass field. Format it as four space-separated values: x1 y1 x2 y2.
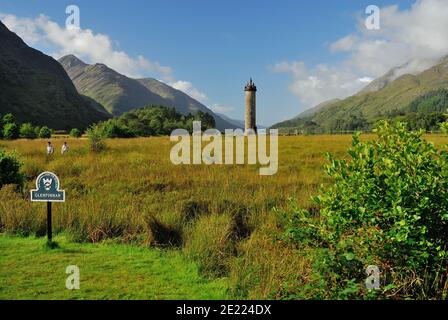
1 134 447 299
0 235 227 300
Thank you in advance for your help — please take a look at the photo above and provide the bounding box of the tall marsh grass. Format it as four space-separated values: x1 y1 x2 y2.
1 134 447 298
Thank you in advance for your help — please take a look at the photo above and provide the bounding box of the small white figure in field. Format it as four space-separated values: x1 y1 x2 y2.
47 141 54 155
61 142 69 155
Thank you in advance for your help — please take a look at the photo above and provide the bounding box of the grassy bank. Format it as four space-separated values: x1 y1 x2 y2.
0 235 228 300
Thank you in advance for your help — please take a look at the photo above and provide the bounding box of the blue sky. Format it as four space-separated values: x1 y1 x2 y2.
0 0 428 126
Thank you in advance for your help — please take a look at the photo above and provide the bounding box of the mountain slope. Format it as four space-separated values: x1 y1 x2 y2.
215 113 245 129
313 57 448 130
272 56 448 130
0 21 110 130
272 99 341 128
59 55 238 131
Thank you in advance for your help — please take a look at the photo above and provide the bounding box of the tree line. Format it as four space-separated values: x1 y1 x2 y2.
94 105 216 138
0 113 52 140
1 105 213 141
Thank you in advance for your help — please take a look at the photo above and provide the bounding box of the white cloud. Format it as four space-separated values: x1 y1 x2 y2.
270 62 369 107
209 103 235 114
0 13 173 80
358 77 373 83
171 80 208 103
0 12 209 105
272 0 448 109
330 35 357 52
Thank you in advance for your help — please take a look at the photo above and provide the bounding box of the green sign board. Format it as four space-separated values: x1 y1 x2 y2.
31 172 65 202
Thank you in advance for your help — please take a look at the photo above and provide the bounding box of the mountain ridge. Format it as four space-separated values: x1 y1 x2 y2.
59 55 240 131
0 21 110 130
272 56 448 130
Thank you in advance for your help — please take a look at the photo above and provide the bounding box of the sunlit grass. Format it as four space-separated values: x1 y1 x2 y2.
1 134 446 299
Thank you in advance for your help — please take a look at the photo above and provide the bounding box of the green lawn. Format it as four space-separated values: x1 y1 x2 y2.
0 235 229 300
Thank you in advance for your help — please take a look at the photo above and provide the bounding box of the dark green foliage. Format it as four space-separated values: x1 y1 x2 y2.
2 122 19 140
2 113 15 125
98 106 216 138
284 121 448 299
19 123 37 139
327 114 371 133
0 149 24 190
69 128 82 138
391 112 447 132
408 89 448 114
38 126 52 139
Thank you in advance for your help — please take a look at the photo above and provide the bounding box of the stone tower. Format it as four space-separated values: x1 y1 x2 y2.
245 78 257 134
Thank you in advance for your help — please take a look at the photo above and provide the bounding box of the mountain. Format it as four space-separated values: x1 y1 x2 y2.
358 56 448 95
272 99 341 128
272 56 448 131
59 55 238 131
0 21 110 130
215 113 245 129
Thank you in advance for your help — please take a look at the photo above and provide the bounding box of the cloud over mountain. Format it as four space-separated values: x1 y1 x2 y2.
0 12 208 104
271 0 448 109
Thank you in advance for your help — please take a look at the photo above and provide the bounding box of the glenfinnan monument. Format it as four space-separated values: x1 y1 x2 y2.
244 78 257 134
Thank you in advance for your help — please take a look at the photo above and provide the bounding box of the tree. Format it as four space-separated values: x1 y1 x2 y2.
2 113 16 125
19 123 37 139
0 114 3 139
441 121 448 135
69 128 82 138
34 126 41 138
86 125 106 152
38 126 52 139
0 149 24 190
3 123 19 140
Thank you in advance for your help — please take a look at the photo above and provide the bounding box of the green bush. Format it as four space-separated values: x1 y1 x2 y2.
3 123 19 140
86 125 106 152
441 122 448 135
285 121 448 299
69 128 82 138
2 113 16 125
0 149 24 190
19 123 37 139
38 126 52 139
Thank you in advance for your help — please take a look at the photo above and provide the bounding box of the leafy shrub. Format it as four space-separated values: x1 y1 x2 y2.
38 126 52 139
2 113 16 125
2 123 19 140
285 121 448 299
0 149 24 190
441 122 448 135
69 128 82 138
86 125 106 152
19 123 37 139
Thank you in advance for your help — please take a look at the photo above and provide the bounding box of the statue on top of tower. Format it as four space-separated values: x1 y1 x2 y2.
245 78 257 91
